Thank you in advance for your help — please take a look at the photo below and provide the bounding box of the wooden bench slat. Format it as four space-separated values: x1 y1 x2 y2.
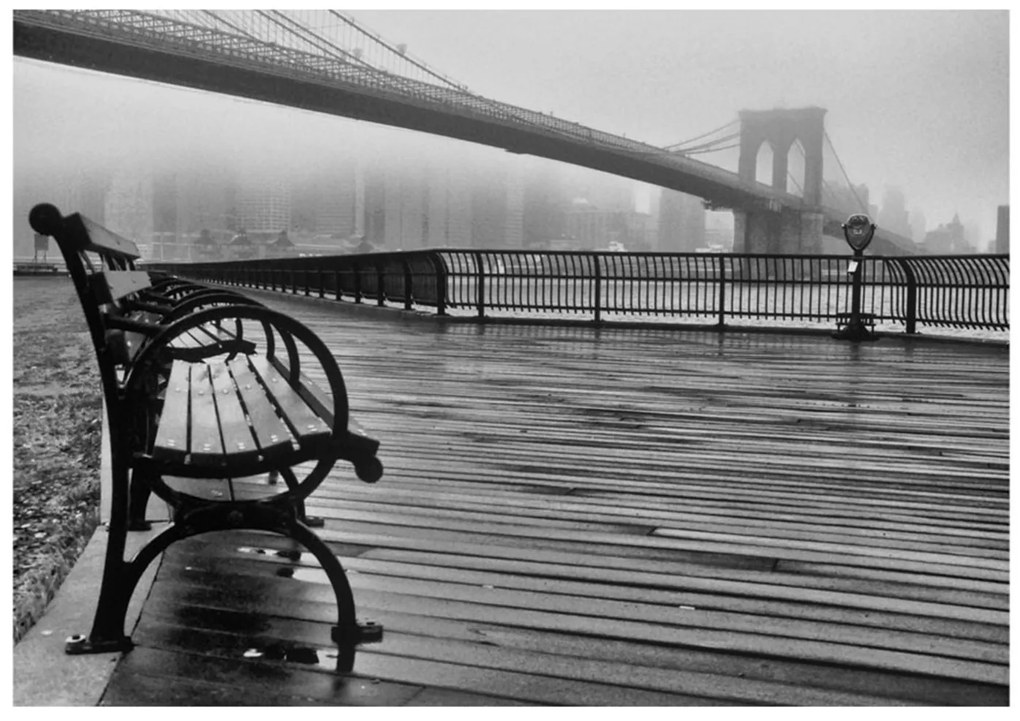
268 358 335 424
151 361 191 463
187 364 226 465
249 356 331 445
78 213 141 257
94 270 152 304
227 357 296 461
207 362 261 465
168 329 205 350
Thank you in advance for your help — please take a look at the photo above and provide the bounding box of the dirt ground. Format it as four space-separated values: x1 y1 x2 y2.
12 275 103 643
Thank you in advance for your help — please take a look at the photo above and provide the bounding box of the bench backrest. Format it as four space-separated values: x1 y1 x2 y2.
29 203 158 409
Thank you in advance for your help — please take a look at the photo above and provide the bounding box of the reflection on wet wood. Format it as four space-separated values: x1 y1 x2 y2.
102 292 1009 706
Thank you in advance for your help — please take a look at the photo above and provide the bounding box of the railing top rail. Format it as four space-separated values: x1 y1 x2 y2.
146 248 1009 266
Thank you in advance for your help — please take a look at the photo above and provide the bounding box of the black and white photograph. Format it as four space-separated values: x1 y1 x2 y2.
10 5 1011 709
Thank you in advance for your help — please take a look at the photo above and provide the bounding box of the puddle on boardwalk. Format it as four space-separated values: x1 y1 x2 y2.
237 546 303 561
237 546 330 584
231 547 358 672
240 644 348 672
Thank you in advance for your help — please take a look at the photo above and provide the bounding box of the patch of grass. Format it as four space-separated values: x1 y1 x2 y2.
12 276 103 644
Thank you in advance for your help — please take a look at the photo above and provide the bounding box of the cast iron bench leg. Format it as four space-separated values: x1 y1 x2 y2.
278 467 324 527
284 518 382 671
128 469 154 531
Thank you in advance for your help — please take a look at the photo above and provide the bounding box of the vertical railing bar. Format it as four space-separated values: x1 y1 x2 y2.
718 255 727 327
474 251 485 318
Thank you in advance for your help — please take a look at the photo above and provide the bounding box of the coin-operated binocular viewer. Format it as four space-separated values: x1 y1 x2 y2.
833 214 877 341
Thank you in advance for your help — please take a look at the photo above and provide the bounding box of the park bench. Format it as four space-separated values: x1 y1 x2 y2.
28 203 385 671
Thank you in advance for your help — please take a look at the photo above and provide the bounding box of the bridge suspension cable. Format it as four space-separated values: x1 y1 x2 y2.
665 118 739 153
157 9 470 91
670 131 741 156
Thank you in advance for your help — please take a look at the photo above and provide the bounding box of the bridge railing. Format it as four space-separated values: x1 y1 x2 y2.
149 250 1009 335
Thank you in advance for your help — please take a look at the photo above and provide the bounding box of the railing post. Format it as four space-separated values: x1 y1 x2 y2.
353 262 362 304
377 260 386 306
432 252 448 317
717 255 727 327
593 253 602 325
474 251 486 319
403 258 413 311
896 258 918 334
334 269 341 301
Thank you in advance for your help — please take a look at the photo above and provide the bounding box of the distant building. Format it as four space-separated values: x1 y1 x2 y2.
237 174 291 235
923 214 969 254
469 167 513 249
995 205 1009 254
291 165 359 241
383 163 427 250
878 186 913 241
909 209 927 245
564 198 608 249
657 189 705 252
522 161 569 249
105 167 155 248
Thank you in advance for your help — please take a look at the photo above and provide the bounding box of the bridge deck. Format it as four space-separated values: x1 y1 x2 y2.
103 290 1009 706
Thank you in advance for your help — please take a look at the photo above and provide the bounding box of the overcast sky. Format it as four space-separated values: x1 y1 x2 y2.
10 6 1011 245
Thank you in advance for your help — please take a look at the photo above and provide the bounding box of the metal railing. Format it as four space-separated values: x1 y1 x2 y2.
151 250 1009 335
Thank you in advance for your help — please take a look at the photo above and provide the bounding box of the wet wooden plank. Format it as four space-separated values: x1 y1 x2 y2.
151 360 190 463
137 578 1007 706
152 556 1009 683
103 645 427 706
228 356 295 460
249 356 331 444
111 290 1009 705
187 364 224 464
207 361 260 464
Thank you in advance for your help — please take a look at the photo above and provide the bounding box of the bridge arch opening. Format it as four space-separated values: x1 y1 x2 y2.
786 138 807 198
754 142 774 187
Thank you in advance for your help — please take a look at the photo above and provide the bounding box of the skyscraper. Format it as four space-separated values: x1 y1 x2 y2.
995 206 1009 254
657 189 706 252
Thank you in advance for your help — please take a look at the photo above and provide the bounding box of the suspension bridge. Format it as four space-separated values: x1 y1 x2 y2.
14 9 917 254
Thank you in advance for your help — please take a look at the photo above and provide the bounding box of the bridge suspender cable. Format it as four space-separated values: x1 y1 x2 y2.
824 131 869 213
257 10 374 70
327 10 469 91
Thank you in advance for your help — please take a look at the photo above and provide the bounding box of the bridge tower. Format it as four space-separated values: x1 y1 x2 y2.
733 107 826 255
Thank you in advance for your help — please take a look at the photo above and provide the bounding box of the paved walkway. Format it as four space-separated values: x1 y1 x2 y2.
14 289 1010 706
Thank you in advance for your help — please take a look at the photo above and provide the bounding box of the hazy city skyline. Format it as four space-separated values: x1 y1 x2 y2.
11 8 1010 250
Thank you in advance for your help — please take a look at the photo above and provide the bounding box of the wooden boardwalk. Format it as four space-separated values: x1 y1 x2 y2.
103 291 1009 706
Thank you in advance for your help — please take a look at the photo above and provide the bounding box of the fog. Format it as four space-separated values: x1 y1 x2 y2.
11 8 1010 249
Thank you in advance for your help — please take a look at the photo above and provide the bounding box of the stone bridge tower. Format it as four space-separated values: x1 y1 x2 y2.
734 106 827 254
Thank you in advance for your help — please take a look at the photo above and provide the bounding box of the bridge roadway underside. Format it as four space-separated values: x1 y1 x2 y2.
92 288 1008 706
15 22 780 212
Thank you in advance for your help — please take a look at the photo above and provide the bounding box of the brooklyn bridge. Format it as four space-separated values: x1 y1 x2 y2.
14 8 919 255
